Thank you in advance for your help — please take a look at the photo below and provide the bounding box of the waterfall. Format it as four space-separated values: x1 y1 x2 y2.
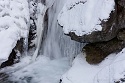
32 3 47 62
41 0 83 60
32 0 83 62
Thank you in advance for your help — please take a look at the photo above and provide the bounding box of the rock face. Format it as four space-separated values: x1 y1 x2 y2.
65 1 125 64
0 49 16 68
83 34 125 64
28 0 37 49
0 38 24 68
84 0 125 64
68 1 125 43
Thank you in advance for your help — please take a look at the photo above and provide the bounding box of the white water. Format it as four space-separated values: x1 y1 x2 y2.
33 0 83 61
41 0 83 61
0 0 84 83
32 3 47 62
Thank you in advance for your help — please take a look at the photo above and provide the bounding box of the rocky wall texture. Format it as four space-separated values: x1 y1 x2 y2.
62 0 125 64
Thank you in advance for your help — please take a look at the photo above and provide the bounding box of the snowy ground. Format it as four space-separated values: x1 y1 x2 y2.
0 55 70 83
61 48 125 83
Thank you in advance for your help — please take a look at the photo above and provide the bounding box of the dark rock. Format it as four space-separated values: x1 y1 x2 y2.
28 17 36 49
59 79 62 83
118 0 125 8
83 36 125 64
115 81 120 83
0 49 16 68
0 38 24 68
15 38 24 53
117 29 125 41
28 2 48 50
64 0 125 64
114 77 125 83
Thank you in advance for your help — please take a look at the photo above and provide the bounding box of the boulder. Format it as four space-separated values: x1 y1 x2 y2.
0 38 24 68
67 1 125 43
0 49 16 68
83 29 125 64
60 0 125 64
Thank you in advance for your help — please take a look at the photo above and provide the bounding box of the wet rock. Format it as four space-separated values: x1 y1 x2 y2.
114 77 125 83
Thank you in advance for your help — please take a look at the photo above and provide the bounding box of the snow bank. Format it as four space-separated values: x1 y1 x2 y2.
0 0 29 60
61 48 125 83
58 0 115 36
94 48 125 83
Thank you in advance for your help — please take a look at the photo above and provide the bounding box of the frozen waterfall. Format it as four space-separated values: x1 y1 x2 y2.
32 3 47 62
33 0 83 62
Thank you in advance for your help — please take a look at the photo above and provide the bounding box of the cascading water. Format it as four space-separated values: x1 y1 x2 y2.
32 0 56 61
32 2 47 62
0 0 84 82
32 0 83 62
41 0 83 61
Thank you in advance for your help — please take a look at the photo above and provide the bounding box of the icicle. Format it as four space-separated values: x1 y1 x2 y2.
32 3 47 62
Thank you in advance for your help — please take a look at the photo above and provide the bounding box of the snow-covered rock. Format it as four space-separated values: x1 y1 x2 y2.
57 0 125 43
58 0 115 36
61 48 125 83
0 0 29 60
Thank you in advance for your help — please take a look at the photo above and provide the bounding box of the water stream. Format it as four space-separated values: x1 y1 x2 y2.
41 0 83 60
0 0 84 83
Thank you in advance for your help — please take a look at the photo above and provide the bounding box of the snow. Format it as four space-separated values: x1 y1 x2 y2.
61 48 125 83
1 0 124 83
58 0 115 36
0 0 29 60
5 56 70 83
94 48 125 83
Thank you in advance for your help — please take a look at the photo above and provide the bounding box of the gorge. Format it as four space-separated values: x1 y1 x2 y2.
0 0 125 83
